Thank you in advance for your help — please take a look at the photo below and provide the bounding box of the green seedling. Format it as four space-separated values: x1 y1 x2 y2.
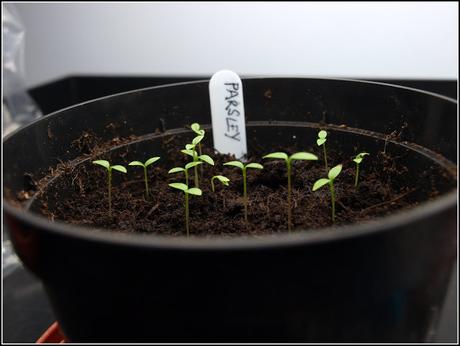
223 161 263 223
181 140 214 188
92 160 127 217
191 122 205 156
263 152 318 232
211 175 230 192
353 152 369 187
191 123 206 178
317 130 328 171
128 156 160 199
168 161 202 186
168 182 202 237
312 164 342 222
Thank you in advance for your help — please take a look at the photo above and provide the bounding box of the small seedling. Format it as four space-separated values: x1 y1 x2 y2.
211 175 230 192
263 152 318 232
383 130 397 154
92 160 127 217
223 161 263 223
168 182 202 237
317 130 328 171
181 141 214 188
128 156 160 199
168 161 202 186
312 164 342 222
353 152 369 187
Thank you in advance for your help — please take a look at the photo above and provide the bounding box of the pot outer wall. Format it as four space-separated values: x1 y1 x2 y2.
3 78 457 342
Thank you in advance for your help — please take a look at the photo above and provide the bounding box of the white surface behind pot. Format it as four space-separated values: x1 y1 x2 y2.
14 2 459 88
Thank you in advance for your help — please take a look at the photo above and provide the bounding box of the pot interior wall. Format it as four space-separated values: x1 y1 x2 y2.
3 78 457 198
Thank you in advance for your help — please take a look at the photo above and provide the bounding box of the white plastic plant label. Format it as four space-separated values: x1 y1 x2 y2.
209 70 247 160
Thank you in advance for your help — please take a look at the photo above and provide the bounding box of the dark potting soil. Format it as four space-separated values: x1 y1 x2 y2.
20 131 456 237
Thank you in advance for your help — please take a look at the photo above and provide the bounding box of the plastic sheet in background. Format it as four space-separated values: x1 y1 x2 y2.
3 3 42 136
2 3 42 277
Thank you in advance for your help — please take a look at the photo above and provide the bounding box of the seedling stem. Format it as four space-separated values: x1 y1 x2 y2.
317 130 328 171
92 160 127 217
312 164 342 222
224 161 263 224
128 157 161 199
168 182 202 237
263 152 318 232
353 152 369 187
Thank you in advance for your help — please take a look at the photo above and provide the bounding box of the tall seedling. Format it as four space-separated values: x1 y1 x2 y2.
263 152 318 232
191 123 205 176
169 182 202 237
223 161 263 224
128 156 160 199
92 160 127 217
181 137 214 188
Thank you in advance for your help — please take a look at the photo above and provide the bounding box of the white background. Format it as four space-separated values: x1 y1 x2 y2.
13 2 459 88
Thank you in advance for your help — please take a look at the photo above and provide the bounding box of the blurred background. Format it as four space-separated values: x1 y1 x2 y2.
13 2 459 87
2 2 458 343
3 2 458 125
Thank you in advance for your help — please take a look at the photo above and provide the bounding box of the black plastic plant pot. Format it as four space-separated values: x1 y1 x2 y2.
3 78 457 342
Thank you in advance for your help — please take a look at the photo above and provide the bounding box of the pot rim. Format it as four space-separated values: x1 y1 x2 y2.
3 77 458 251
